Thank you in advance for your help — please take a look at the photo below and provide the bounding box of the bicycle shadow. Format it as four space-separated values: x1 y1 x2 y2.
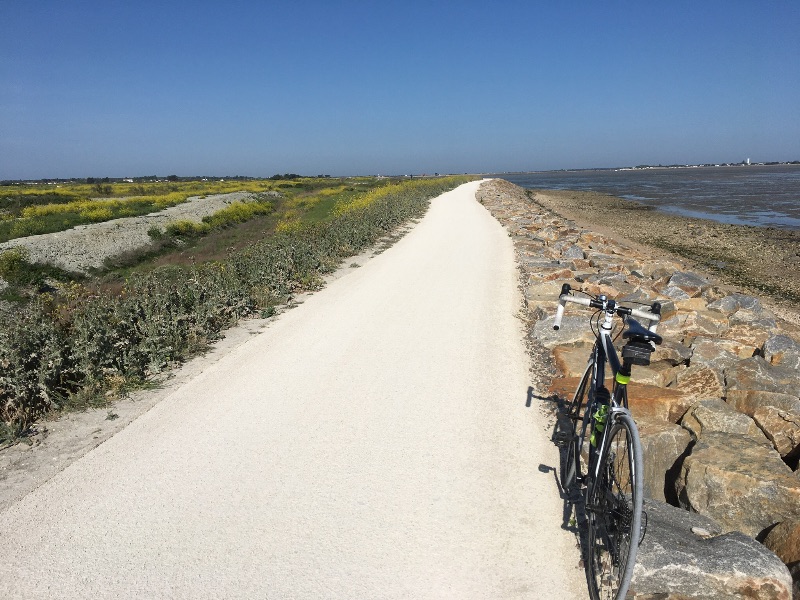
527 387 589 546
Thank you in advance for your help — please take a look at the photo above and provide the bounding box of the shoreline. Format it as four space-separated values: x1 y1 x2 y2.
526 188 800 326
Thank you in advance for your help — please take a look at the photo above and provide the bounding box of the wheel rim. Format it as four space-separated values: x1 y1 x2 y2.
586 419 640 600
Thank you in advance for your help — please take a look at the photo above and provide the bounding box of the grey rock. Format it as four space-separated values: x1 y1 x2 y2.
585 272 629 287
763 334 800 371
708 292 763 316
726 356 800 399
587 252 622 268
690 336 743 372
535 225 561 241
636 260 682 279
632 499 793 600
652 339 693 366
660 284 691 300
518 257 562 271
530 314 595 349
730 308 777 329
668 271 712 297
560 244 585 259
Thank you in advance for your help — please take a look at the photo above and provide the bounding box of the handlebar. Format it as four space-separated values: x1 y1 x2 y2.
553 283 661 332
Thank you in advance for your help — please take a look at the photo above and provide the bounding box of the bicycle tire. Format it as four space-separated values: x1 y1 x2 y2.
561 363 591 491
585 412 643 600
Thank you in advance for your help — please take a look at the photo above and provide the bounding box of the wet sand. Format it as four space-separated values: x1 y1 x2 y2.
527 189 800 325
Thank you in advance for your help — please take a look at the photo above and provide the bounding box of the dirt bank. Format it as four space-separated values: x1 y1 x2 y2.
0 191 259 274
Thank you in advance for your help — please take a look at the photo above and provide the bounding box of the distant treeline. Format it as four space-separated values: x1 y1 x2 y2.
1 174 338 186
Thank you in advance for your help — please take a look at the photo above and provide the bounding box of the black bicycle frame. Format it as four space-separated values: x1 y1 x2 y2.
580 313 630 470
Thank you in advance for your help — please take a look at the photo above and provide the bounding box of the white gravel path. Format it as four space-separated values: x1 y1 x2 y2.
0 182 583 599
0 191 256 273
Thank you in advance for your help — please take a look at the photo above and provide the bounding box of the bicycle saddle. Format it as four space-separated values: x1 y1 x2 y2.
623 318 663 345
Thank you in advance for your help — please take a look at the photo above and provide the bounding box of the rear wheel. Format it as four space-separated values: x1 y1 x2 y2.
585 412 643 600
561 364 591 492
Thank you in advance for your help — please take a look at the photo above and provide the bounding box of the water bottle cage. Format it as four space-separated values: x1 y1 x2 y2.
590 387 611 447
622 341 654 367
590 403 608 447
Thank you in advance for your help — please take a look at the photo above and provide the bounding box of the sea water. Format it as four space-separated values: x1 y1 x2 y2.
496 164 800 230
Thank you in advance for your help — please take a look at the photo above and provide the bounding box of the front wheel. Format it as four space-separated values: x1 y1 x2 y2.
585 412 643 600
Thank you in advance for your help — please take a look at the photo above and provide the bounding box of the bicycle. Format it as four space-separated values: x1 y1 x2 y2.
552 283 662 600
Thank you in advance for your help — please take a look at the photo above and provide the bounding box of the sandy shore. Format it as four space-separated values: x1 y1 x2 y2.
525 188 800 325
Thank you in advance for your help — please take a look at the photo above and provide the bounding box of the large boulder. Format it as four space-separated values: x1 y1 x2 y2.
630 260 683 280
763 334 800 371
730 308 777 329
523 280 564 304
627 382 695 424
764 519 800 600
753 405 800 459
530 314 596 349
726 356 800 401
552 345 591 378
667 271 713 298
632 499 792 599
651 339 693 366
676 365 725 402
707 292 764 316
676 431 800 538
689 309 732 336
638 418 693 503
690 336 749 371
765 518 800 567
630 361 684 388
725 357 800 456
722 323 772 350
680 398 768 442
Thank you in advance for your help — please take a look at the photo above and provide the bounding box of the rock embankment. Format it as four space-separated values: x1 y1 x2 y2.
0 191 261 274
477 178 799 599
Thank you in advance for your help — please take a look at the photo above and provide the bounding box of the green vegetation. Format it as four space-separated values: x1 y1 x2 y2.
0 176 474 442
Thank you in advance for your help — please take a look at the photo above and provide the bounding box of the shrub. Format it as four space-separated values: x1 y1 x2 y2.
164 220 211 237
0 247 30 281
201 200 273 229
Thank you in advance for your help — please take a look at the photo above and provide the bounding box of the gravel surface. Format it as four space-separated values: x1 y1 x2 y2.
0 191 256 273
0 182 583 599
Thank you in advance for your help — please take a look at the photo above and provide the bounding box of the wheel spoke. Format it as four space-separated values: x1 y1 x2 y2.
585 414 643 600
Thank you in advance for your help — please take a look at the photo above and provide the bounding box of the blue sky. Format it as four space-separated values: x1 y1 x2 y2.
2 1 798 178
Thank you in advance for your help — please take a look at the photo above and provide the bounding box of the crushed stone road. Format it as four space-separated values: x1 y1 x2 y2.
0 181 583 599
